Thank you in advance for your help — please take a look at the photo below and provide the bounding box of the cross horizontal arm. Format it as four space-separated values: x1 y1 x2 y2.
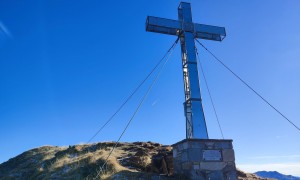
146 16 181 36
194 24 226 41
146 16 226 41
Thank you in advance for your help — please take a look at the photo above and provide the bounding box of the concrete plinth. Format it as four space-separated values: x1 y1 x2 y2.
172 139 237 180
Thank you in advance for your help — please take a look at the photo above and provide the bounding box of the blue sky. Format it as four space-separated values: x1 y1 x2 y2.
1 0 300 176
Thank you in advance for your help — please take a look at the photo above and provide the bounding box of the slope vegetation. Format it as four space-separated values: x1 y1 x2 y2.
0 141 272 179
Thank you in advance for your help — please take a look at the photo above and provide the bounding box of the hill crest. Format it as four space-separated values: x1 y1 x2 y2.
0 141 273 179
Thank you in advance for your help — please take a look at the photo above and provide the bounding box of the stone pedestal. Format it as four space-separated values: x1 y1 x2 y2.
172 139 237 180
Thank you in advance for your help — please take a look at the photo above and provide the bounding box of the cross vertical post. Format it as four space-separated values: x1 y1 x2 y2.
178 3 208 139
146 2 226 139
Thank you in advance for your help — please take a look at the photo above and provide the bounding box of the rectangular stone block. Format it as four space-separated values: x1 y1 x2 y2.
222 149 235 162
200 161 226 171
193 164 200 170
173 149 177 158
183 141 189 149
188 148 202 161
181 151 188 161
182 162 192 170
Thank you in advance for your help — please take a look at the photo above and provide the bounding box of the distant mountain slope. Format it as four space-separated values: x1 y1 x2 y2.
0 141 273 179
255 171 300 180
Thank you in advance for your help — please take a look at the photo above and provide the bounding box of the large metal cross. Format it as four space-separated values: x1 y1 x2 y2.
146 2 226 139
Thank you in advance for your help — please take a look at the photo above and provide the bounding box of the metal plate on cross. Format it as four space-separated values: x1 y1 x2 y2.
202 150 222 161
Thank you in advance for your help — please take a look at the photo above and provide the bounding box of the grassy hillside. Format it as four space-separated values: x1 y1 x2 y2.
0 142 272 180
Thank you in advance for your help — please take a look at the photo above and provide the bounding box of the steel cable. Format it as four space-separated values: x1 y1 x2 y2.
196 39 300 132
87 38 179 143
94 38 179 179
195 46 225 139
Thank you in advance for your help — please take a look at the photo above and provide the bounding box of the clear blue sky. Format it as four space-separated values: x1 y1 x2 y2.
1 0 299 176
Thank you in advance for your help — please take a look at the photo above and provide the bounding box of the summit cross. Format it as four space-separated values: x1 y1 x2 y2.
146 2 226 139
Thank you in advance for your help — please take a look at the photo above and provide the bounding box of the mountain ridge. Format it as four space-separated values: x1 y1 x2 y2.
255 171 300 180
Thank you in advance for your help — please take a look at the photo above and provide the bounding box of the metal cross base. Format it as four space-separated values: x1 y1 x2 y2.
146 2 226 139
